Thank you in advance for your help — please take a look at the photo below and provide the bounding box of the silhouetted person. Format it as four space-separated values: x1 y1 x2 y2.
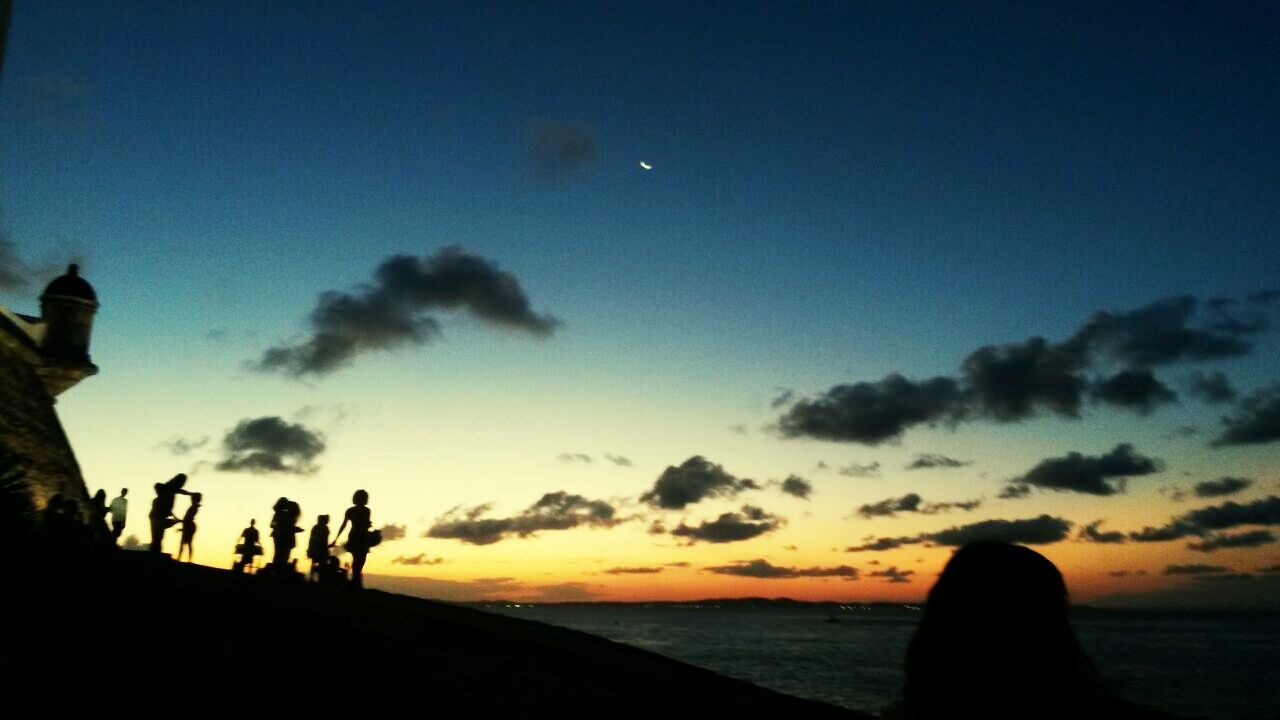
332 489 377 588
149 474 191 556
233 519 261 572
307 515 330 582
270 497 302 570
108 488 128 540
886 542 1173 720
176 492 201 562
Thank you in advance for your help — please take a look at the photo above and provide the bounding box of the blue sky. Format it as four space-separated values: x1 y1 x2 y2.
2 2 1278 604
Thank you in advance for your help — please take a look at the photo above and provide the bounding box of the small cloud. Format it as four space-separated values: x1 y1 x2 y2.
392 554 446 566
778 475 813 500
155 435 210 457
1193 477 1253 498
769 388 796 409
1186 530 1274 553
640 456 759 510
1163 563 1229 576
602 453 633 467
868 566 914 583
1079 520 1126 544
670 505 784 544
837 462 881 479
1187 371 1237 404
379 524 407 542
214 417 326 475
1003 443 1162 497
603 566 664 575
1212 383 1280 447
728 423 749 436
526 119 598 181
703 558 858 580
905 453 972 470
426 491 619 545
557 452 593 464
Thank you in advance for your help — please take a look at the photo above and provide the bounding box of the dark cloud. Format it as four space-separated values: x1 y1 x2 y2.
640 456 758 510
1194 477 1253 498
776 295 1274 445
868 566 914 583
1212 383 1280 446
1164 564 1229 576
1187 530 1274 553
997 483 1031 499
961 337 1090 421
1006 443 1162 497
1089 370 1178 415
905 453 972 470
1165 425 1200 440
857 493 922 518
603 566 664 575
703 558 858 580
1079 520 1126 544
664 561 691 568
669 505 783 544
1108 570 1147 577
770 389 796 409
1130 495 1280 543
557 453 592 464
924 515 1073 546
779 475 813 500
1187 371 1237 404
775 374 964 445
254 247 559 378
214 417 325 475
378 524 407 542
425 491 618 545
1073 296 1264 367
844 536 923 552
603 453 633 467
857 492 982 519
526 119 598 180
155 435 209 456
391 554 445 566
838 461 881 478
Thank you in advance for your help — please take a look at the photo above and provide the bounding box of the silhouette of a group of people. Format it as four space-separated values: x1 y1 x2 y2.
78 474 380 589
231 489 379 588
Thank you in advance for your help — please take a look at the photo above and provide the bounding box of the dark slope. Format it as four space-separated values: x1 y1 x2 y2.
11 551 871 718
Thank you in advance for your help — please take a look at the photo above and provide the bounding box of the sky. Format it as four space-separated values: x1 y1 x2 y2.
1 1 1278 606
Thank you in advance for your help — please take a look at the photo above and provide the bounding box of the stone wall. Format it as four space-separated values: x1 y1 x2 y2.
0 338 93 518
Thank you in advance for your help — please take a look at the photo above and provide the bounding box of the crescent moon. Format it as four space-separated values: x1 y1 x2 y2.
639 161 653 170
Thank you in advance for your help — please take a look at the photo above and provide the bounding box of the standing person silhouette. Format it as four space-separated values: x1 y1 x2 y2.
176 493 201 562
234 519 261 572
108 488 128 541
332 490 375 588
269 497 302 570
306 515 330 582
148 474 190 556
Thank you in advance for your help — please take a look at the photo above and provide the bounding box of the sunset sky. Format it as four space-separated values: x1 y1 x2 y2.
2 2 1278 606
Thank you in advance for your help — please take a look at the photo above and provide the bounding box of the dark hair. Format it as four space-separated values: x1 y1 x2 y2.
353 489 368 505
898 542 1098 719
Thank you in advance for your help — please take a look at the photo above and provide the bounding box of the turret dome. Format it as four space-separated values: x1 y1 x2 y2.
41 264 98 305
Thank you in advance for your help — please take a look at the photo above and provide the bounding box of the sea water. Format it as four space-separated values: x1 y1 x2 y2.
488 605 1280 720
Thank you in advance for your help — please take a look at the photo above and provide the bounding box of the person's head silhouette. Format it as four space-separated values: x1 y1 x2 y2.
353 490 368 506
896 542 1098 719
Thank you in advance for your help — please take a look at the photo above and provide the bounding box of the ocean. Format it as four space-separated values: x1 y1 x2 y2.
486 603 1280 720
